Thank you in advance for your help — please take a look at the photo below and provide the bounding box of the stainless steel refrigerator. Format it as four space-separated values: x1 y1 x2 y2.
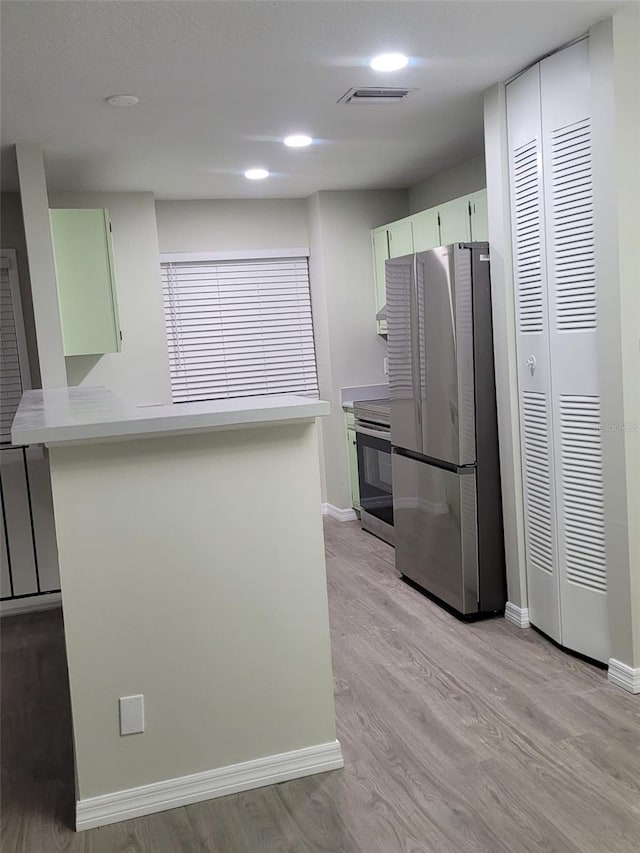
386 242 506 617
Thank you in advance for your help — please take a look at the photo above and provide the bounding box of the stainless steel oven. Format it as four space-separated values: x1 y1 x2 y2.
354 400 393 546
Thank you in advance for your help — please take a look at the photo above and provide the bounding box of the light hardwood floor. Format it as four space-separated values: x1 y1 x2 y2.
2 518 639 852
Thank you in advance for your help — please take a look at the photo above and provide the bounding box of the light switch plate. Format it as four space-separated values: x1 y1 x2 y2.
119 694 144 735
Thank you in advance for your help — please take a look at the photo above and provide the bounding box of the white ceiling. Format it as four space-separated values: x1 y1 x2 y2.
0 0 622 199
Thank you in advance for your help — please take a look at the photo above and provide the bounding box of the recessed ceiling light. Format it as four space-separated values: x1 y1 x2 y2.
370 53 408 72
105 94 139 107
284 134 313 148
244 168 269 180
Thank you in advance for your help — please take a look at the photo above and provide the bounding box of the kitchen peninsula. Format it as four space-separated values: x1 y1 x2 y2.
12 387 342 830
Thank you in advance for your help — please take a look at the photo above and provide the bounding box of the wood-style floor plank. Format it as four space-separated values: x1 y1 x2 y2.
2 518 639 852
84 808 201 853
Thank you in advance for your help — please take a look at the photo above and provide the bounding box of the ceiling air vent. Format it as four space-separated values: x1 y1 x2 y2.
338 87 415 105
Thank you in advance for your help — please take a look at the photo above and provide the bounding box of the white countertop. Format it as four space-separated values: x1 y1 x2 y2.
339 384 389 406
11 387 330 447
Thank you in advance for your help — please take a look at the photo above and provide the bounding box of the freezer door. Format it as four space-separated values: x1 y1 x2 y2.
392 452 479 614
417 245 476 466
387 254 422 455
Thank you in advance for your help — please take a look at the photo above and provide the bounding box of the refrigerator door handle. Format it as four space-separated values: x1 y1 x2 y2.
409 256 423 452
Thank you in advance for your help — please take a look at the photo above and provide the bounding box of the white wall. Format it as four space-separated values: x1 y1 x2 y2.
591 9 640 671
49 193 171 405
306 193 332 502
50 421 338 802
612 5 640 668
155 199 308 253
155 192 408 507
15 145 66 387
408 155 486 214
155 197 318 482
307 190 409 509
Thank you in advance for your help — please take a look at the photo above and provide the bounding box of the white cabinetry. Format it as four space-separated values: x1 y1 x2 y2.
344 409 360 512
469 189 488 240
437 197 471 245
387 219 413 258
411 209 440 252
371 192 488 336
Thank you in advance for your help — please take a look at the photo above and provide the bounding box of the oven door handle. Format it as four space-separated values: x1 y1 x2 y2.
355 424 391 441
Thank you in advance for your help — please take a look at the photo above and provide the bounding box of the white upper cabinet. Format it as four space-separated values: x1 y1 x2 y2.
387 219 413 258
50 208 121 357
438 197 471 245
411 209 440 252
370 188 488 336
469 189 488 241
372 227 390 334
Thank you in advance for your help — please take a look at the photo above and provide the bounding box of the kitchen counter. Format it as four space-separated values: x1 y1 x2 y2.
12 386 330 446
339 383 388 407
15 385 341 829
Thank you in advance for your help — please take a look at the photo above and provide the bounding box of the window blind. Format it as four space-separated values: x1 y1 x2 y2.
161 256 319 403
0 259 29 445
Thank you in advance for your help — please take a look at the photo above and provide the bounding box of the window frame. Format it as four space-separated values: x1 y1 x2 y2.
159 247 319 405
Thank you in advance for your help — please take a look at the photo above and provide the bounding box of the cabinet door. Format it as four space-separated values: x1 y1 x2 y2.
469 189 488 241
372 227 390 334
372 227 390 314
50 208 121 357
387 220 413 258
346 427 360 511
437 197 471 246
385 221 413 336
411 209 440 252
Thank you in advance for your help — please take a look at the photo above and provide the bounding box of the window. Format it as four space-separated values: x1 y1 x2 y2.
161 254 318 403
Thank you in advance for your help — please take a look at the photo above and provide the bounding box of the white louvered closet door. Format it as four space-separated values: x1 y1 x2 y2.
508 38 609 663
541 41 608 663
507 65 562 644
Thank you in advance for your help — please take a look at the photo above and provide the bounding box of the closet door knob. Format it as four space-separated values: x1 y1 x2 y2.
526 356 537 375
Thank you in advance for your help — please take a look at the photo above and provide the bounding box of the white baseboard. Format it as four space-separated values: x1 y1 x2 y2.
322 503 357 522
504 601 530 628
608 659 640 694
0 592 61 617
76 738 344 831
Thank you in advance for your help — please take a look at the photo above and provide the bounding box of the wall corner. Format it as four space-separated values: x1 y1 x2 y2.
483 83 528 610
15 144 66 388
590 12 640 669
